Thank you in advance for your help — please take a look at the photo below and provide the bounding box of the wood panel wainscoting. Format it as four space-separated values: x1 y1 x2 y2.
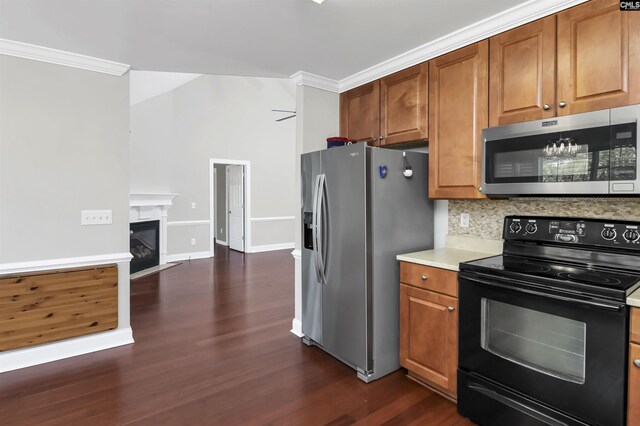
0 246 470 425
0 265 118 351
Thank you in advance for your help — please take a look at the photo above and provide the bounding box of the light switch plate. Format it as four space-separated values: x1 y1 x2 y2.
191 202 196 209
82 210 112 225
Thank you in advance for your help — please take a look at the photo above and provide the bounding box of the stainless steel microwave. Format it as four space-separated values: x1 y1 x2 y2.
481 105 640 196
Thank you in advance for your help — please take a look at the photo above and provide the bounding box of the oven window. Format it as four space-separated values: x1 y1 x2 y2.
481 298 586 384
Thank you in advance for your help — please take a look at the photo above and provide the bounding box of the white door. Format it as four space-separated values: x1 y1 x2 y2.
227 165 245 252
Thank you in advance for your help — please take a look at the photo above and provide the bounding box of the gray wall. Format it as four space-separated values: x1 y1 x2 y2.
214 164 227 242
130 74 296 255
0 55 130 263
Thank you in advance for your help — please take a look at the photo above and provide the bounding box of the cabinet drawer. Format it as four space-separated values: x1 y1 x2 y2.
631 307 640 344
400 262 457 297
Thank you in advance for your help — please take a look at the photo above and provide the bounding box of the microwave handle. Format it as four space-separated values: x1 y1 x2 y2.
461 273 625 312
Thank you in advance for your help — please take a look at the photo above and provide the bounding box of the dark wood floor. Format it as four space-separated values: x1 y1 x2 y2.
0 245 470 425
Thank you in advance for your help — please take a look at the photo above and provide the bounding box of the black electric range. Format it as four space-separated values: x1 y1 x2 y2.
457 216 640 426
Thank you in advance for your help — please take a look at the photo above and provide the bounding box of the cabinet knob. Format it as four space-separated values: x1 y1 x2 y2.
421 274 428 281
478 186 483 192
543 104 550 111
559 101 567 108
634 359 640 368
448 306 455 312
379 136 384 140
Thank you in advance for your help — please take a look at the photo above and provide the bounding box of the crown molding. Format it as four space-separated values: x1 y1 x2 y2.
290 71 340 93
338 0 587 92
0 38 130 76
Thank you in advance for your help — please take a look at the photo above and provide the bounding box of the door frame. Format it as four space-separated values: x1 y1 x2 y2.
209 158 251 257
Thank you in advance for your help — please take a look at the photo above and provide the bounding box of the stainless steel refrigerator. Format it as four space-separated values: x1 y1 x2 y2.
301 143 434 382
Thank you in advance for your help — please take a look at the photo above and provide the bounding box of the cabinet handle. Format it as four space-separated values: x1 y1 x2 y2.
448 306 455 312
634 359 640 368
421 274 428 281
543 104 550 111
559 101 567 108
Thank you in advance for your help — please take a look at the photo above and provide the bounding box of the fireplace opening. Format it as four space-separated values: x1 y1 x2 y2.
130 220 160 274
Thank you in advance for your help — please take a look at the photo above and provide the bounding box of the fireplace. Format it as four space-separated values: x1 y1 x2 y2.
130 220 160 273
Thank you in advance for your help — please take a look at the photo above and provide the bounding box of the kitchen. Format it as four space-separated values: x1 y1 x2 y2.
2 0 640 424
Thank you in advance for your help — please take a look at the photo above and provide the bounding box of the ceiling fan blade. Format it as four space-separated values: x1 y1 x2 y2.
276 114 296 122
271 109 296 113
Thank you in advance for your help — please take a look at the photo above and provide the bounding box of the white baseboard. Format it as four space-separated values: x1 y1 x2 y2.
290 318 304 337
216 240 228 246
0 327 134 373
249 242 295 253
165 251 211 262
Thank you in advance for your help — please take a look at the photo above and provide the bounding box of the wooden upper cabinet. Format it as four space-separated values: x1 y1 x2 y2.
489 16 556 126
380 63 428 146
557 0 640 115
429 41 488 199
340 81 380 145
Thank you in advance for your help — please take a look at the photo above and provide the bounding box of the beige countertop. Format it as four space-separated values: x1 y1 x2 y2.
627 288 640 307
396 248 498 272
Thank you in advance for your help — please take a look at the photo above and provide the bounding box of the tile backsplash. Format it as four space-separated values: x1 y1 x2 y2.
449 198 640 240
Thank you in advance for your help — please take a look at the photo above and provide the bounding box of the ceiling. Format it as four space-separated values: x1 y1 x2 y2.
0 0 530 80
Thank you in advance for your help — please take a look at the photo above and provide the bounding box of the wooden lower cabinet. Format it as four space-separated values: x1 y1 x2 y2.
400 275 458 399
629 307 640 424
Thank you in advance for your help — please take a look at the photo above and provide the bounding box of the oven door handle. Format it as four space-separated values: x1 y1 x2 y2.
461 273 626 312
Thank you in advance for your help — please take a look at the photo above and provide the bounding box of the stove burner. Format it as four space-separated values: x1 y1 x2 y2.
509 261 552 273
558 272 622 286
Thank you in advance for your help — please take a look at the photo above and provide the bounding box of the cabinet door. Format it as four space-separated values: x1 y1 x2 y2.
629 343 640 424
340 81 380 145
429 41 488 199
380 63 428 146
557 0 640 115
400 283 458 397
489 16 556 126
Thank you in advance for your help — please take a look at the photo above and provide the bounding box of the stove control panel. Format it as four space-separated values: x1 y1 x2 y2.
503 216 640 250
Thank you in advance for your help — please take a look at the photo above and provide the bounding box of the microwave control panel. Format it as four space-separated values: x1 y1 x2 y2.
503 216 640 250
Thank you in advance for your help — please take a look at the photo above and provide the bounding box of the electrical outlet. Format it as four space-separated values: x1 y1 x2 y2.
191 202 196 209
460 213 470 228
191 238 196 246
81 210 112 225
220 228 223 233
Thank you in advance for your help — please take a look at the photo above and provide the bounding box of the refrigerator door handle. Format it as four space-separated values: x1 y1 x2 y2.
316 174 327 285
312 174 322 283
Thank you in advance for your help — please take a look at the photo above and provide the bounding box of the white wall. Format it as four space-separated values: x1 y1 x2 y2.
0 54 133 371
0 55 130 263
130 74 297 255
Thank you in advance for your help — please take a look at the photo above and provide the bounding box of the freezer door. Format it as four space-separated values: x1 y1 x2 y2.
301 151 323 345
321 144 369 372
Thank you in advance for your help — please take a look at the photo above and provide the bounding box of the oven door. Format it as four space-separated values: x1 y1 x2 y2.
459 271 628 426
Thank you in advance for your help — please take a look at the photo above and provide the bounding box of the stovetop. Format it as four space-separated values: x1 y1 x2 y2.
460 254 640 301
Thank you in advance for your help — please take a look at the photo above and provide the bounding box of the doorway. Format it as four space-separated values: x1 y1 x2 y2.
209 159 251 256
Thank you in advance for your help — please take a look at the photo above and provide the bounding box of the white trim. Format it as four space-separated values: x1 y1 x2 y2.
291 249 301 260
166 220 210 226
216 240 228 247
0 38 131 76
250 216 296 222
166 251 211 263
290 318 304 338
0 327 134 373
209 159 251 257
0 252 133 275
248 242 295 253
290 71 340 93
300 0 584 93
129 193 178 207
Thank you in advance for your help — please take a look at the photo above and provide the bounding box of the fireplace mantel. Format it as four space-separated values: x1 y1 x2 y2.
129 193 178 267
